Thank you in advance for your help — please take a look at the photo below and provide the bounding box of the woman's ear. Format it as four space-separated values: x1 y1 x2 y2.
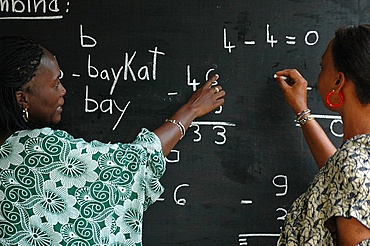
336 71 346 90
15 90 28 108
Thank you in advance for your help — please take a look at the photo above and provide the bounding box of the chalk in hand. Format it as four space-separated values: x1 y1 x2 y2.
274 74 288 80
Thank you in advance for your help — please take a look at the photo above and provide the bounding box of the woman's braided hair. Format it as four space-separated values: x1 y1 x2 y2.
0 36 44 131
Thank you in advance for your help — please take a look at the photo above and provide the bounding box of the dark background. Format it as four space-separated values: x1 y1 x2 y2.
1 0 368 245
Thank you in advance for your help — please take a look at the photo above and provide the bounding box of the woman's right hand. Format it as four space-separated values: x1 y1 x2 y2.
275 69 309 114
185 74 225 118
154 74 225 156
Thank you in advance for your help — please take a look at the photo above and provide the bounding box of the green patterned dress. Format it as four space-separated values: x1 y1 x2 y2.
279 134 370 245
0 127 165 246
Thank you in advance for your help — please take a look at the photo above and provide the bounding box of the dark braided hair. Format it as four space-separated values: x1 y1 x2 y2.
0 36 44 131
331 24 370 105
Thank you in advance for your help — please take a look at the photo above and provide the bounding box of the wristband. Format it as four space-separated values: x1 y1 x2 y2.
165 119 186 140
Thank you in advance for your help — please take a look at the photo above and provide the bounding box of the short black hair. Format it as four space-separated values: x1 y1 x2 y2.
0 36 44 131
332 24 370 105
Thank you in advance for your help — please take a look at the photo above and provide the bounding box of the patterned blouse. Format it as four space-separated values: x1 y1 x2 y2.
279 134 370 245
0 127 165 246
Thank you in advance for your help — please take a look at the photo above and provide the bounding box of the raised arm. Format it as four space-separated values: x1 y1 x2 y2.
275 69 336 169
154 74 225 156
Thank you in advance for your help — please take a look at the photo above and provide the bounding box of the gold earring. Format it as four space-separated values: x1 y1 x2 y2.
23 108 29 123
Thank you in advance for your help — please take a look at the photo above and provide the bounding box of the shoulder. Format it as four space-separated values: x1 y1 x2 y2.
11 127 74 140
7 127 163 159
330 134 370 175
7 127 79 156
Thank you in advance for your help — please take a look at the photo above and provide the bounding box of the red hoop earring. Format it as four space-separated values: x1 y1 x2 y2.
326 90 344 108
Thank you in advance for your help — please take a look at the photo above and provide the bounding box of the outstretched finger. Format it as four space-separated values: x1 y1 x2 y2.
204 74 219 89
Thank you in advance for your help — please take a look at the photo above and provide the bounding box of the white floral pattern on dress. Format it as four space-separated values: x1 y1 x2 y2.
0 127 165 246
0 139 23 169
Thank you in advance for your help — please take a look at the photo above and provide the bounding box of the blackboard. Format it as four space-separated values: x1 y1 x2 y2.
0 0 367 245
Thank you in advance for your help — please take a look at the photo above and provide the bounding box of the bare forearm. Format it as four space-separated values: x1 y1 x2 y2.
301 119 337 169
154 104 197 156
153 74 225 156
275 69 337 169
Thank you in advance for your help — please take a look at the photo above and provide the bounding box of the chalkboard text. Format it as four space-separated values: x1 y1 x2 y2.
0 0 69 19
87 47 165 95
85 85 131 131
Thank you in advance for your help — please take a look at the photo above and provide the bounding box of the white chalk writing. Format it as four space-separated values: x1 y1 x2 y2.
0 0 68 19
